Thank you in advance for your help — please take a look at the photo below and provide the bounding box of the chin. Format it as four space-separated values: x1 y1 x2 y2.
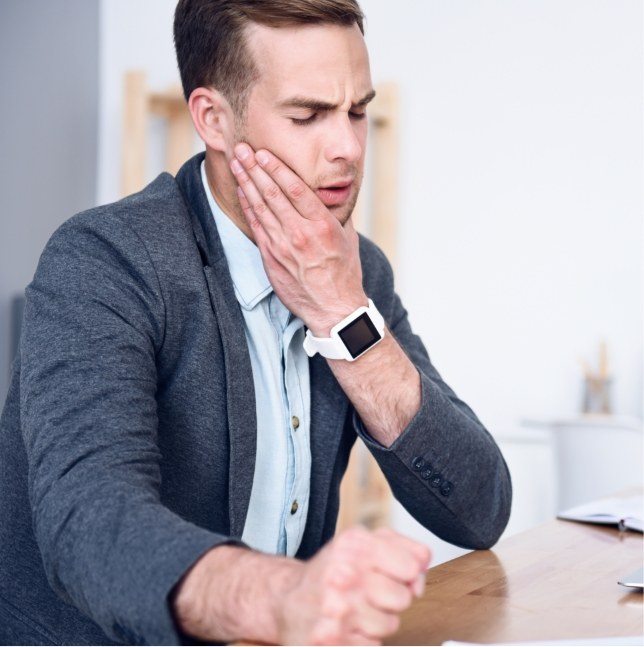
327 204 352 227
340 210 354 227
335 190 360 227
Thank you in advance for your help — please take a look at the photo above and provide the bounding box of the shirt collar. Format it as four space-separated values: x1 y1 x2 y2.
200 160 273 310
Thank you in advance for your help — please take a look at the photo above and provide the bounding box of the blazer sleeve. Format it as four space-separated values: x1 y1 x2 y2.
19 214 246 646
352 246 512 550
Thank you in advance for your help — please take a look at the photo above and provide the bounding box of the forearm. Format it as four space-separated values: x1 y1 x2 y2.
350 364 513 548
171 544 302 644
324 325 421 448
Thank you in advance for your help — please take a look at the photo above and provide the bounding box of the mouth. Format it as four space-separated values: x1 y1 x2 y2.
316 180 354 207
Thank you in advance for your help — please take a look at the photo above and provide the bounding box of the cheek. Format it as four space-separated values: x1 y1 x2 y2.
249 119 318 183
277 135 319 182
356 120 368 157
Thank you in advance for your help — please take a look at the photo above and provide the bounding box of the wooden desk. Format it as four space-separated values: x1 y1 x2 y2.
387 519 643 645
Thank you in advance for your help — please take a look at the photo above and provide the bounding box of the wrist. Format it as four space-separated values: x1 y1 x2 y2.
268 556 305 643
171 543 303 644
306 294 369 337
171 544 245 641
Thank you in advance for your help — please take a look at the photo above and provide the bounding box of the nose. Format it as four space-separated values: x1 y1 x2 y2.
323 113 363 165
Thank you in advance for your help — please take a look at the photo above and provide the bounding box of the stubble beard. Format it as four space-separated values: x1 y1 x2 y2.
334 174 363 228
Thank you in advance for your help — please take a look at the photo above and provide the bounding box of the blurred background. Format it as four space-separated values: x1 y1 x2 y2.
1 0 642 565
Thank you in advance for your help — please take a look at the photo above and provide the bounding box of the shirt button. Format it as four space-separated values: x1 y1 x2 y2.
290 500 299 515
291 415 300 430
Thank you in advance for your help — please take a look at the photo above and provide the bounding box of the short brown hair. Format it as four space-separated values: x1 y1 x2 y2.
173 0 364 118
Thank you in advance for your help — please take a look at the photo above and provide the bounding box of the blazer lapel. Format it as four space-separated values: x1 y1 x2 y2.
175 153 257 538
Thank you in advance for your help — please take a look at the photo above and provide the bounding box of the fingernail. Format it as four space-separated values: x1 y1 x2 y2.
230 159 243 174
235 143 250 160
256 150 269 166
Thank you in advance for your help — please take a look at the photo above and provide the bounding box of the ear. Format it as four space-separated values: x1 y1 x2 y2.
188 87 235 156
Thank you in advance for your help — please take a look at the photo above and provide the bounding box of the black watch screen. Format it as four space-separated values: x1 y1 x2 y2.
337 313 382 359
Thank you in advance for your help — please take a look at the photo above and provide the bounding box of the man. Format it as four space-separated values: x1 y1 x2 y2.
0 0 512 644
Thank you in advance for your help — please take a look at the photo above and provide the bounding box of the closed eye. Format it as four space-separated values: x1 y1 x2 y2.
290 111 367 126
291 113 318 126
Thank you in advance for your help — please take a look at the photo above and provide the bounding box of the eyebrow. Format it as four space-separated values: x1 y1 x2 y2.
277 89 377 112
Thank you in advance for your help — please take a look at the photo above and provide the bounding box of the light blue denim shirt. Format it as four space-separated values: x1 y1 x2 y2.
201 162 311 557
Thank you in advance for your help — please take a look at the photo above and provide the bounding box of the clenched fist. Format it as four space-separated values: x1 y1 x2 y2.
277 526 431 645
172 525 431 645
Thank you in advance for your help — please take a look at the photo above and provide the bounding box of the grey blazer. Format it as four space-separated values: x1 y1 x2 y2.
0 152 512 646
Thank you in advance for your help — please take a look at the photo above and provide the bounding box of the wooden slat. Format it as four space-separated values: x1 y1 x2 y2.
122 76 195 194
165 106 195 176
369 81 399 266
149 85 184 118
121 71 147 196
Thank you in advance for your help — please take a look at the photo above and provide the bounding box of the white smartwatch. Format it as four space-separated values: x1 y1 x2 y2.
303 299 385 361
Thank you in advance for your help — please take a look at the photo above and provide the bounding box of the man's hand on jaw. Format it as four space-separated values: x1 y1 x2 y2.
172 525 431 645
229 142 367 337
230 143 422 447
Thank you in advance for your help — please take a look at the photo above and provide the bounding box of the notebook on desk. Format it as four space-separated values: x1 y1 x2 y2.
618 566 644 589
557 495 643 533
443 637 644 646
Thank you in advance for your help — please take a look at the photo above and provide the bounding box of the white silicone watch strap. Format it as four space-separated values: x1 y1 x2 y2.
302 299 385 360
303 333 347 359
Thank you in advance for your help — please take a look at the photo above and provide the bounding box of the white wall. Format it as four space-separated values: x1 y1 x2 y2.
97 0 643 564
362 0 642 428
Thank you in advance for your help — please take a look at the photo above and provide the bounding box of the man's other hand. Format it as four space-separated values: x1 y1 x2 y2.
171 525 431 645
278 525 431 645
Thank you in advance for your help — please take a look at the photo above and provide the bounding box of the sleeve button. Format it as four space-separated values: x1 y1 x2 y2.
440 480 453 496
412 456 425 471
430 474 443 488
420 466 433 480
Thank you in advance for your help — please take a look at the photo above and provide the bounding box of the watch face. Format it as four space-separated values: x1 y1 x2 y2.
338 312 382 359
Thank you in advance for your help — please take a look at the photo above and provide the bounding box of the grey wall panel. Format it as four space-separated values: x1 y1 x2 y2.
0 0 99 400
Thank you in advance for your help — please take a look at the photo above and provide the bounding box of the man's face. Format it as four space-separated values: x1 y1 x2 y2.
238 22 373 226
